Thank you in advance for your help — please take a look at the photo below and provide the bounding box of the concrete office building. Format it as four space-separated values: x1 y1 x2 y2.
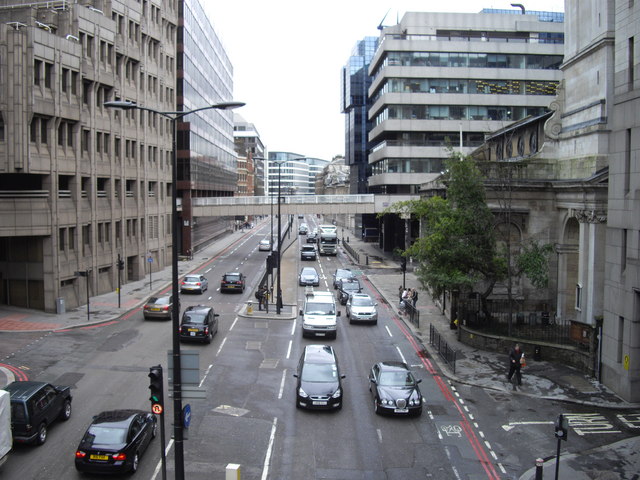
266 152 329 197
368 8 564 251
0 0 177 312
234 113 266 197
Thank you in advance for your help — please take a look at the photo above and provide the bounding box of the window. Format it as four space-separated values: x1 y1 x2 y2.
629 37 635 88
575 284 582 310
61 68 69 92
69 227 76 250
71 71 78 95
617 316 624 363
44 62 53 88
625 129 632 194
34 59 42 85
59 228 66 251
622 229 628 273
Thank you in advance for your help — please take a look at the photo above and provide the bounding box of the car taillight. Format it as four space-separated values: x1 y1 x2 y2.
75 450 86 458
195 282 201 286
112 453 126 461
204 327 209 335
162 305 170 311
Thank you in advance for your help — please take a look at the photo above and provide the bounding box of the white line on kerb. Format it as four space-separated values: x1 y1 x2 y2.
261 417 278 480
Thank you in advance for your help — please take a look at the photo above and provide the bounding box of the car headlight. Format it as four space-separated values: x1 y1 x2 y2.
332 388 342 398
409 394 422 406
298 388 309 398
383 398 394 406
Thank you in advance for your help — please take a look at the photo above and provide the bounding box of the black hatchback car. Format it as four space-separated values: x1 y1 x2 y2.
179 305 219 343
4 380 72 445
336 278 362 305
332 268 356 289
369 361 423 416
294 345 345 411
74 409 157 474
220 272 245 293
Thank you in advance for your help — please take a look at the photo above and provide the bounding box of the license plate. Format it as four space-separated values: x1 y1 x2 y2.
90 454 109 461
394 408 409 413
312 401 327 406
315 333 325 336
190 331 196 336
188 328 198 332
150 308 161 311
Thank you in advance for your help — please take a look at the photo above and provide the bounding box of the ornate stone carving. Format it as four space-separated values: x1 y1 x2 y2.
544 80 564 140
572 209 608 224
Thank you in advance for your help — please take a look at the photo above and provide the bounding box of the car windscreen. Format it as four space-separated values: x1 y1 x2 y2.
149 297 170 305
85 425 128 446
342 282 360 291
351 296 373 306
184 276 200 283
224 274 240 281
301 246 315 251
301 363 338 382
301 268 317 276
304 302 335 315
183 313 207 324
379 371 415 387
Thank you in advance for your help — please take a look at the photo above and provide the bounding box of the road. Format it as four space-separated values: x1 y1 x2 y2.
1 216 638 479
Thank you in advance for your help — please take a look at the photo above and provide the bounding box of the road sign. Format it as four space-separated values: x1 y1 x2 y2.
183 404 191 428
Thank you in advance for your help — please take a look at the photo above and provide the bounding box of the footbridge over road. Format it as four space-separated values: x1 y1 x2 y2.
191 194 418 217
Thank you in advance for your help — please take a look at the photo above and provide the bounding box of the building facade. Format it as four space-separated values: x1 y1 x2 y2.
0 0 177 312
602 0 640 402
367 9 564 251
266 152 329 197
233 113 265 196
176 0 238 255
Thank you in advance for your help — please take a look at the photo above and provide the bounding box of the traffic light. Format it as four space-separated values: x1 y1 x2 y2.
555 413 568 441
117 258 124 270
400 257 407 272
148 365 164 415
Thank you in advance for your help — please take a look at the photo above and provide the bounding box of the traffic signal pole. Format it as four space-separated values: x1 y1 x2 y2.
149 366 167 480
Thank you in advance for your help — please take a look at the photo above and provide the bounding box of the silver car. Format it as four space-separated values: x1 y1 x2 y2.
298 267 320 286
346 293 378 324
180 274 208 294
258 239 271 251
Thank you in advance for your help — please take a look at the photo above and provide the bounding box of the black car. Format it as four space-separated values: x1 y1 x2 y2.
74 409 157 474
142 295 173 320
332 268 355 289
369 361 423 416
4 380 72 445
294 345 345 410
179 305 219 343
336 278 362 305
220 272 245 293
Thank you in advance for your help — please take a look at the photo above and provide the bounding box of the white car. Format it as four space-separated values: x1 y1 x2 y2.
258 239 271 251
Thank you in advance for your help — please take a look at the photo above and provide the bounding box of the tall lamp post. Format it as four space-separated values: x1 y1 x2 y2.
104 100 244 480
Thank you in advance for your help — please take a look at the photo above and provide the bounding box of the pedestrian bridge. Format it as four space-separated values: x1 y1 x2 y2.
191 194 418 217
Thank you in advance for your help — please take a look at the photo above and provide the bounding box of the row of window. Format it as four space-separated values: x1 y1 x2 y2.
370 157 445 176
59 215 168 254
58 175 170 201
376 51 563 75
375 78 558 100
375 104 548 124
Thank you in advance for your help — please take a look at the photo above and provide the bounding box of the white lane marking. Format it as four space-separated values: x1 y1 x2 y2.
199 364 213 387
151 438 174 480
205 268 212 273
260 417 278 480
395 345 406 364
229 317 238 331
286 340 292 359
215 337 227 357
376 429 383 443
290 320 296 336
385 325 393 337
501 421 554 431
278 369 287 400
498 463 507 474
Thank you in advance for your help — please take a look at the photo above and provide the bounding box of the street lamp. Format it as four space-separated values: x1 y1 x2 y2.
104 99 244 480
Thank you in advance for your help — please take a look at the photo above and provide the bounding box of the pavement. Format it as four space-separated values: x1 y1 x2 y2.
1 219 639 479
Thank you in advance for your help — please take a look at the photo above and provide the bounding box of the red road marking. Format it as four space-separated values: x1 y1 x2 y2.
0 363 29 381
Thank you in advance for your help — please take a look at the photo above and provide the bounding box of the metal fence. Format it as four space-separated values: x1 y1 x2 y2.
429 324 457 374
402 302 420 327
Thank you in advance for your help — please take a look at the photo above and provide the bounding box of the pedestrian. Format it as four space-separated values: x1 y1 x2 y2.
255 287 265 311
398 286 404 303
507 343 524 386
412 289 418 307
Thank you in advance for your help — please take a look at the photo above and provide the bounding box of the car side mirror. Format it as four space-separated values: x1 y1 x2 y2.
416 379 422 384
214 313 220 317
370 378 377 384
293 374 298 378
337 311 341 317
340 375 346 379
299 310 303 316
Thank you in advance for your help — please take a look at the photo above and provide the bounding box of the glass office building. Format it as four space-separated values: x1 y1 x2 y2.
177 0 238 253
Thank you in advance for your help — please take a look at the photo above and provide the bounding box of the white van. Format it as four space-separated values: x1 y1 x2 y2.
300 290 340 339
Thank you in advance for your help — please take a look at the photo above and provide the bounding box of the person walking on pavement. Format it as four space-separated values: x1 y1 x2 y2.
255 287 265 311
412 289 418 307
507 343 524 387
398 286 404 304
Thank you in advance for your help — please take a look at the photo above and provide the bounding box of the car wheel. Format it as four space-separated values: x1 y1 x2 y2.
373 398 381 415
59 399 72 421
35 422 47 445
206 331 212 344
131 452 139 473
151 421 158 439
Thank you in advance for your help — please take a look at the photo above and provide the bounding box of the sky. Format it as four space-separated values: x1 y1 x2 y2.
203 1 565 161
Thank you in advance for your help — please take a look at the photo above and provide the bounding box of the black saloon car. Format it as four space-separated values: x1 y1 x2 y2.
336 278 362 305
332 268 355 289
4 380 72 445
74 409 156 474
220 272 246 293
369 361 423 416
179 305 219 343
294 345 345 410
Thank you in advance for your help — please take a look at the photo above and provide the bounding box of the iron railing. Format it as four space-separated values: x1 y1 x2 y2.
429 324 457 374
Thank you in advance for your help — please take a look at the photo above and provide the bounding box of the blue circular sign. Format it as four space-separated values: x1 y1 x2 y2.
182 404 191 428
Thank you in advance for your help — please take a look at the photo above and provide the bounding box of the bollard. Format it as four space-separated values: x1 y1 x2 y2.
535 458 544 480
247 301 253 315
226 463 241 480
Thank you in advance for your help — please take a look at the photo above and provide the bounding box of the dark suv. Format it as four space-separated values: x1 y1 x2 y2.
4 380 72 445
179 305 219 343
220 272 245 293
337 278 362 305
293 345 345 410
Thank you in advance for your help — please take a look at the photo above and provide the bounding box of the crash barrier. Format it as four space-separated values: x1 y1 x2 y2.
342 240 370 266
429 324 457 374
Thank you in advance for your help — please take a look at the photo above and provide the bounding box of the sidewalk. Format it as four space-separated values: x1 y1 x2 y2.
1 223 639 479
